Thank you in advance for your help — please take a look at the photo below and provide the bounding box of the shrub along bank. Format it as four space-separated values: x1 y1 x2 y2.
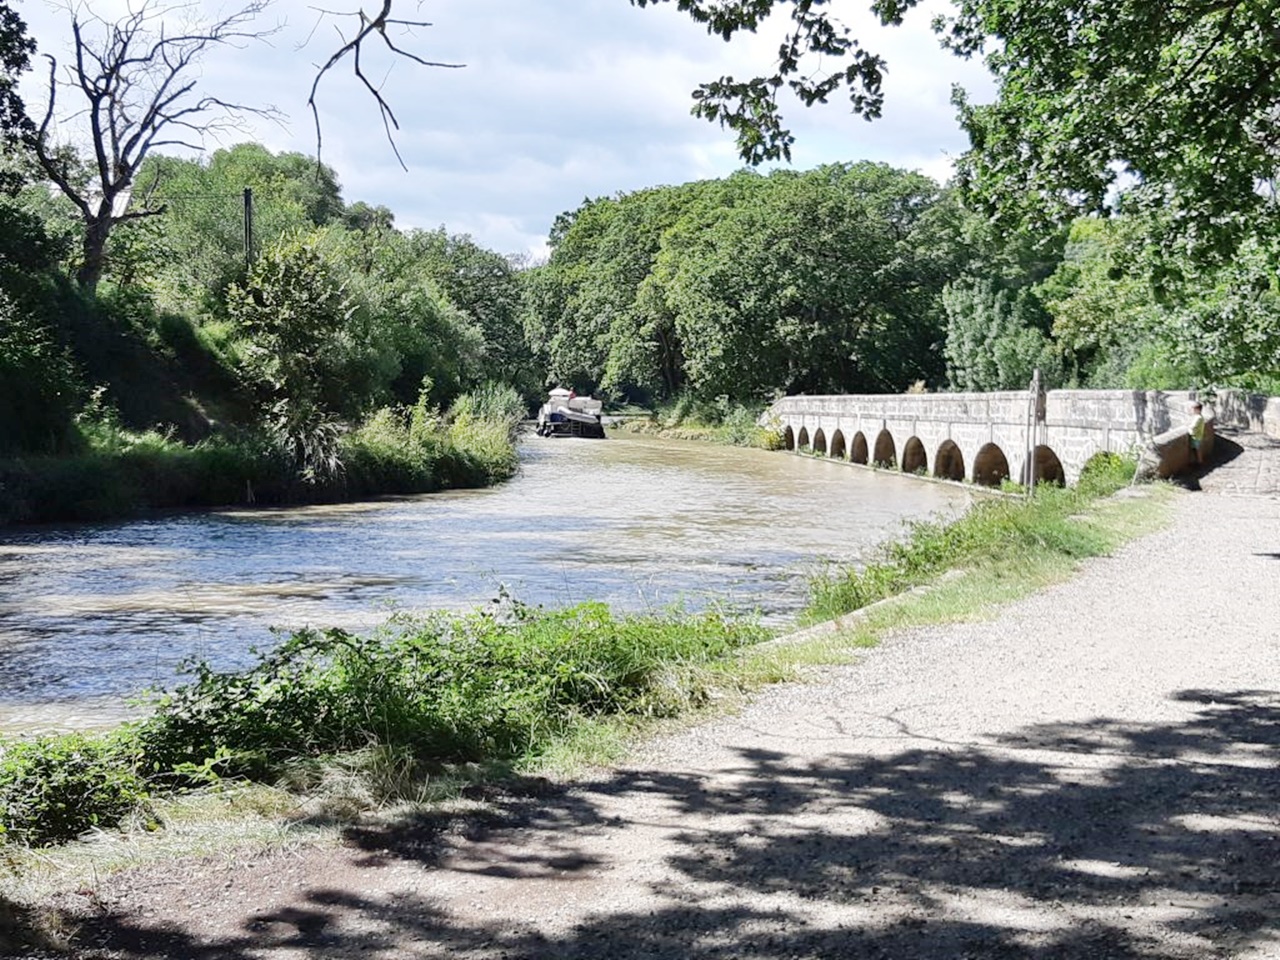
611 394 785 449
0 603 766 846
0 384 525 525
0 452 1149 849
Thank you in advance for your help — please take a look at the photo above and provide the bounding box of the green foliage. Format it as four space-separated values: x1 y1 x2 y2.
440 383 525 485
131 145 345 316
0 732 149 847
0 288 80 455
406 228 539 397
944 0 1280 264
228 230 356 483
137 601 766 779
0 3 33 192
621 393 782 448
807 453 1137 622
943 278 1063 391
339 384 521 496
633 0 888 165
0 594 763 848
530 164 969 405
0 380 524 524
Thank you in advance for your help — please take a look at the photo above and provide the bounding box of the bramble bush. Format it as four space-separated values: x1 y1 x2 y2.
0 600 765 846
0 732 150 847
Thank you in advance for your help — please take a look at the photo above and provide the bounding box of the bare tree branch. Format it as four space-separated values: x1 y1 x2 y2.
32 0 281 292
305 2 463 170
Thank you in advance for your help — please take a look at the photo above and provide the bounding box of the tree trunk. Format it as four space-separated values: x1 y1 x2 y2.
76 214 112 294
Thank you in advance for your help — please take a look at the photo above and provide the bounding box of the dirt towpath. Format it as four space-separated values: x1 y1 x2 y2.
20 488 1280 959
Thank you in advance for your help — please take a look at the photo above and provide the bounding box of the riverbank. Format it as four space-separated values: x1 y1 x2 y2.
0 454 1184 955
0 389 523 526
607 398 784 449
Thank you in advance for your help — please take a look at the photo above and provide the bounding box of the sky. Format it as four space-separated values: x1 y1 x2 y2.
15 0 995 258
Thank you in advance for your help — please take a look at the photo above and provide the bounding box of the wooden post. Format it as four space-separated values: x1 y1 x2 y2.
243 187 254 271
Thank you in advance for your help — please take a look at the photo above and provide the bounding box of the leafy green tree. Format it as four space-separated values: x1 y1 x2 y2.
1034 217 1164 387
658 164 965 400
941 0 1280 263
943 278 1062 391
136 144 344 318
326 223 487 410
406 228 536 395
227 231 354 481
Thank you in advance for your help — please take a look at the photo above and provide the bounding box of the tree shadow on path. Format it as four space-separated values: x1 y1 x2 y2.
44 687 1280 958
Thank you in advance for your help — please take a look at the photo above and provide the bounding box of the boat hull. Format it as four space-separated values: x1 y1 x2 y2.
536 405 607 439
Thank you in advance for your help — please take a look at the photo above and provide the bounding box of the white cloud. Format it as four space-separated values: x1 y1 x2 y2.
15 0 994 256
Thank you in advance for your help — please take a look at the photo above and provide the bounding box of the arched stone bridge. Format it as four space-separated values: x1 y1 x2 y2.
766 390 1202 486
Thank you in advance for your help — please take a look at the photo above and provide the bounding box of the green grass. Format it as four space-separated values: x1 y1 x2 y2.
0 385 524 525
612 394 785 449
804 452 1148 624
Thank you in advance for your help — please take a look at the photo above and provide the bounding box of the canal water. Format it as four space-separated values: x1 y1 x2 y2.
0 434 971 731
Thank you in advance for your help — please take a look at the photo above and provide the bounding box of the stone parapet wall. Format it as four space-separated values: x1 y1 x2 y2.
765 389 1217 486
1211 390 1280 439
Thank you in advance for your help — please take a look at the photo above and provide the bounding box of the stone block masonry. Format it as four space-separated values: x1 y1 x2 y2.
766 390 1209 486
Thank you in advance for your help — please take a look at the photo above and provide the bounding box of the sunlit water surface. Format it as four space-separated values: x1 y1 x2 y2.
0 434 971 730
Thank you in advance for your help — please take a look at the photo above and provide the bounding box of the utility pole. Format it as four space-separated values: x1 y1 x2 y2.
243 187 254 271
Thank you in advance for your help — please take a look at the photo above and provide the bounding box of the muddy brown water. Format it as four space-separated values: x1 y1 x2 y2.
0 434 971 732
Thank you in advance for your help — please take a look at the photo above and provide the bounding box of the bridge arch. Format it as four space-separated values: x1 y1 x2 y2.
973 442 1011 487
830 429 847 460
872 430 896 468
934 440 965 481
783 425 796 451
797 426 810 451
851 432 869 465
813 428 827 456
1028 444 1066 486
901 437 927 475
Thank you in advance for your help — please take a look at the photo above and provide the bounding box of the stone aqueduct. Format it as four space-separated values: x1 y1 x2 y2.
766 389 1206 486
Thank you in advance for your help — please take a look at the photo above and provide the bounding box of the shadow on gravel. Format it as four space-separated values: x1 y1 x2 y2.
49 688 1280 959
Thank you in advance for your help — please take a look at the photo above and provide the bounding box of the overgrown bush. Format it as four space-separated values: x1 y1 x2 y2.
136 601 766 780
0 733 149 847
0 599 763 847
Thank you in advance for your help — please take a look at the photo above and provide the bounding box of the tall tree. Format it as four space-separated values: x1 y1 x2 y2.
30 1 274 293
0 2 33 192
939 0 1280 262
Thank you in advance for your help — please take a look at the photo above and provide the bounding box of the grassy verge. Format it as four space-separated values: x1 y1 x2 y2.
611 394 784 449
786 452 1171 653
0 385 524 525
0 602 767 848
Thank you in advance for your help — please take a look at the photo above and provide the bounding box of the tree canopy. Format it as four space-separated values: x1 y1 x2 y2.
944 0 1280 261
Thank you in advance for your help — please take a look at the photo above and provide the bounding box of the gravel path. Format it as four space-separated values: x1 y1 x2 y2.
20 488 1280 959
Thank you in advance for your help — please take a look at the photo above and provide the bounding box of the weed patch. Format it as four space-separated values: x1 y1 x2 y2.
806 453 1149 623
0 601 765 846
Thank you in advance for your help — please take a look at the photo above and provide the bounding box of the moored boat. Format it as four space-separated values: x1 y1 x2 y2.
535 388 606 438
